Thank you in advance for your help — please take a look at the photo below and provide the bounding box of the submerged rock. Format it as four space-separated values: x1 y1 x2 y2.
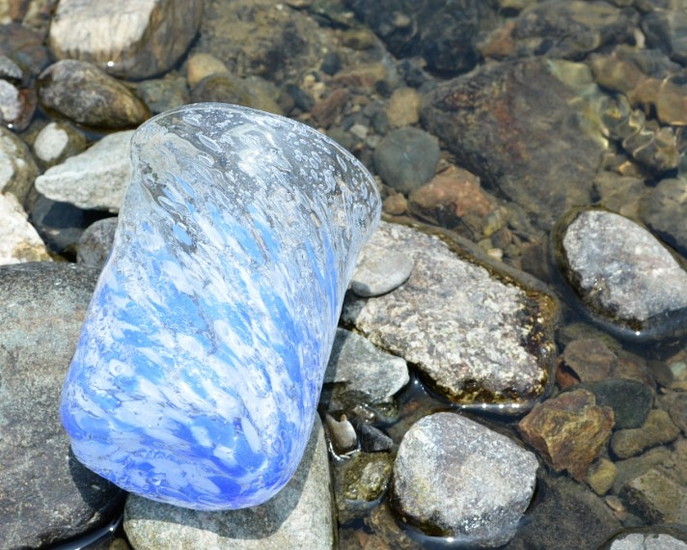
344 221 558 412
553 208 687 341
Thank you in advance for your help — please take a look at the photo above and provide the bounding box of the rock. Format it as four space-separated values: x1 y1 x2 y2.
0 262 124 549
608 531 687 550
323 328 409 410
373 127 439 195
560 338 619 384
124 418 335 550
0 125 39 204
623 467 687 523
0 192 51 264
611 409 680 459
392 412 538 547
0 22 51 75
137 72 190 115
553 208 687 341
421 57 606 230
579 379 653 430
665 391 687 435
77 217 118 269
385 87 421 128
408 164 503 238
381 192 408 216
640 178 687 257
642 9 687 65
324 412 358 455
48 0 204 79
35 130 134 212
38 60 150 129
503 469 621 550
191 73 283 115
350 228 414 297
479 1 638 60
586 458 618 496
345 0 499 74
59 103 381 510
594 172 648 220
32 121 88 168
518 389 614 480
343 221 558 411
0 77 35 131
186 52 230 87
333 451 392 524
311 88 350 128
612 446 674 496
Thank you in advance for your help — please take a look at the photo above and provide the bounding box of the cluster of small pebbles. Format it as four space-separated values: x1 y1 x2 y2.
3 0 687 549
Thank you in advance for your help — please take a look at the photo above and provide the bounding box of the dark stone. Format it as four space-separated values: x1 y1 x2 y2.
320 51 342 75
344 0 499 75
503 470 621 550
640 178 687 257
77 217 118 270
0 263 125 549
421 58 604 229
642 9 687 65
577 379 653 429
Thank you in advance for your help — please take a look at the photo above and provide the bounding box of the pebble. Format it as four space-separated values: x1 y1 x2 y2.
586 457 617 496
324 412 358 455
518 389 614 481
559 338 619 384
623 467 687 524
609 532 687 550
123 418 334 550
578 379 653 429
136 72 190 115
611 409 681 459
48 0 204 79
343 221 557 411
642 9 687 65
0 262 124 549
186 53 230 87
35 130 134 212
0 77 34 130
38 59 150 129
392 412 538 547
640 177 687 256
32 121 88 168
0 125 39 203
385 87 421 128
373 127 439 194
333 451 392 524
0 192 51 264
76 217 118 269
554 208 687 341
323 328 409 410
350 228 414 297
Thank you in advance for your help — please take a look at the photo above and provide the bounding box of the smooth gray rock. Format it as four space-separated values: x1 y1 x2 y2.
373 127 439 194
324 328 409 409
0 262 124 549
609 531 687 550
350 230 414 297
124 418 334 550
35 130 134 212
76 217 118 269
343 221 557 412
392 412 538 547
555 209 687 341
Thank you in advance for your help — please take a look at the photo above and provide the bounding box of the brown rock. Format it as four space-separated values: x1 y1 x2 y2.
311 88 350 128
518 389 615 480
38 60 149 129
623 468 687 523
610 409 680 459
386 87 421 128
560 338 618 383
382 193 408 216
408 165 499 237
586 458 617 496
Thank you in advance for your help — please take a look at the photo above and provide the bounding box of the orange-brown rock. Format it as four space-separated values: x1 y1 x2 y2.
519 389 615 481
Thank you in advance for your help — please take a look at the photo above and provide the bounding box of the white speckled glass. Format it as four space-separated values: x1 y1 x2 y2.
60 103 380 510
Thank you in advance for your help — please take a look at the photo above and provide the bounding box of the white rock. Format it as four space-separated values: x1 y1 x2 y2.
35 130 134 212
0 193 51 264
49 0 204 79
33 122 70 164
0 127 39 202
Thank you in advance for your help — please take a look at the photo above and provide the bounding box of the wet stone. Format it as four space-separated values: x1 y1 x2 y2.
323 328 409 411
586 457 617 496
124 419 335 550
518 389 614 481
664 391 687 435
38 60 150 129
0 125 39 204
137 73 190 115
421 57 605 230
392 412 538 547
640 178 687 257
0 262 124 549
350 227 414 297
578 379 653 429
333 451 392 524
623 467 687 524
77 217 118 270
0 192 51 264
0 77 34 131
610 409 681 459
48 0 204 80
373 127 439 195
554 208 687 341
35 130 134 212
642 9 687 65
560 338 619 384
32 121 88 168
608 531 687 550
343 221 557 411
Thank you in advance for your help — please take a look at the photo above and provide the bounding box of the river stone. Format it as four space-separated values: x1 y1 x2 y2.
38 59 150 129
640 177 687 257
553 208 687 341
77 217 119 269
609 532 687 550
32 121 88 168
392 412 538 547
0 125 39 204
0 192 51 264
421 57 605 230
48 0 204 79
124 418 334 550
35 130 134 212
0 262 124 549
611 409 681 459
343 221 557 412
59 103 381 511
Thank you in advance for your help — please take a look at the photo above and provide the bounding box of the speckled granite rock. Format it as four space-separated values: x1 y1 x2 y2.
343 221 558 412
0 125 39 204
